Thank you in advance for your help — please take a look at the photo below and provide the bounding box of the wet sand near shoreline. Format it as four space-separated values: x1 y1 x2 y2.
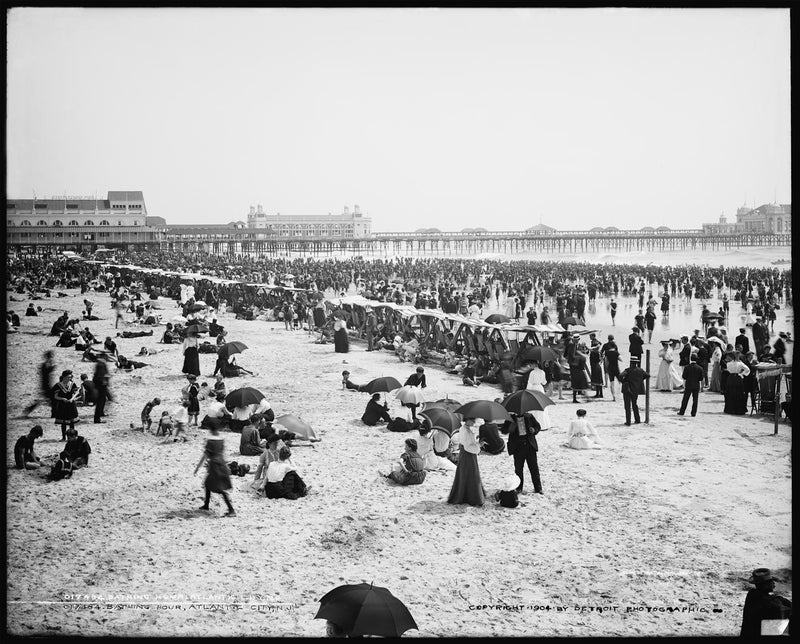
5 285 792 637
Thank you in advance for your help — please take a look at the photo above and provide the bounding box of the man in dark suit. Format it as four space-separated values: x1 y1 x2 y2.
752 317 770 358
678 355 705 417
500 412 542 494
734 328 750 355
740 568 792 637
678 335 692 367
628 327 644 362
619 357 646 425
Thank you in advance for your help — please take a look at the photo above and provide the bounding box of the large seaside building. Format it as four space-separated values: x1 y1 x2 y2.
7 191 162 252
702 203 791 235
246 204 371 238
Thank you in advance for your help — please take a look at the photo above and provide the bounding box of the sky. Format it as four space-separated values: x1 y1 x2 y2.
6 8 791 232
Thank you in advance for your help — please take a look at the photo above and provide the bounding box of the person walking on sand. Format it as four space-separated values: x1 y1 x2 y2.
500 411 543 495
24 350 57 417
194 426 236 517
447 418 486 506
677 354 704 417
619 357 646 426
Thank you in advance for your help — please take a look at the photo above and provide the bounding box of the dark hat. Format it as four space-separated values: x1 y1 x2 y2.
60 370 73 379
632 327 640 332
748 568 779 584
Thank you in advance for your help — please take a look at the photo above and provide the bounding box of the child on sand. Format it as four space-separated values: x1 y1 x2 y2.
156 410 174 437
172 403 190 442
133 397 161 432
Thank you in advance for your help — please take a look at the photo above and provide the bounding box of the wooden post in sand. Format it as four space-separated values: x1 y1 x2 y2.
773 373 781 436
644 349 651 424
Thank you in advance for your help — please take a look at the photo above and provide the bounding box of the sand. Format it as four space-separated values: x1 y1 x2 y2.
5 287 792 637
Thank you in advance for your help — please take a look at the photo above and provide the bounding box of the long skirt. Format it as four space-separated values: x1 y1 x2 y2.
334 328 349 353
205 458 232 493
182 346 201 376
447 447 485 507
265 471 308 499
709 362 721 392
723 375 748 415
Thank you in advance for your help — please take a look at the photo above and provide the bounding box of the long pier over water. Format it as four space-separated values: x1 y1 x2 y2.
161 229 791 256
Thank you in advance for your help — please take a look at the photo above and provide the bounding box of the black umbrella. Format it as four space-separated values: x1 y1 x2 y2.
517 345 558 364
424 397 463 413
562 316 579 326
485 313 510 324
225 387 265 410
454 400 512 423
501 389 554 415
314 583 417 638
217 341 248 361
418 407 461 437
363 376 403 394
184 324 208 334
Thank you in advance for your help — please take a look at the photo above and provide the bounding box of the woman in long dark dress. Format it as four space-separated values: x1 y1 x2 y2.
52 370 80 440
182 333 201 377
447 418 486 507
589 345 604 398
194 426 235 516
724 354 751 415
569 345 591 403
333 316 349 353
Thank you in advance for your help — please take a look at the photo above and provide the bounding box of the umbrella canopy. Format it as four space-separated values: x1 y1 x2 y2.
454 400 512 423
186 303 206 312
184 323 208 335
217 341 248 361
517 345 558 364
274 414 317 440
314 583 417 638
485 313 510 324
501 389 554 415
395 385 430 405
363 376 403 394
225 387 265 410
424 397 462 413
418 407 462 437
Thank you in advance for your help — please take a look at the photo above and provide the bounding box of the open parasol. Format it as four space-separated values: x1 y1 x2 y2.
363 376 403 394
501 389 555 415
454 400 512 423
217 341 248 361
225 387 265 410
274 414 317 440
314 583 417 638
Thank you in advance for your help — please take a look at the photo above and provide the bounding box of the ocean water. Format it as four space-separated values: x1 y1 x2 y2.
268 246 791 269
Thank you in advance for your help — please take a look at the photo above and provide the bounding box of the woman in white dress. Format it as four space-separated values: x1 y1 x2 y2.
525 361 553 429
667 340 685 389
415 421 456 471
655 340 676 391
566 409 602 449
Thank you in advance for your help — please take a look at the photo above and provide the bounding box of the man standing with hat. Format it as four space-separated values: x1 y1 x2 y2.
771 332 788 364
628 327 644 363
619 357 646 426
678 354 705 417
740 568 792 637
735 328 750 355
752 316 770 359
92 354 112 424
678 335 692 367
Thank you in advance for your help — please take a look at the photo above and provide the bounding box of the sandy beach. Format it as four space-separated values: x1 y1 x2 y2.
6 286 792 637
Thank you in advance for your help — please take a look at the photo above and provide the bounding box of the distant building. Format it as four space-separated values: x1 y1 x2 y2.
525 223 556 234
6 191 162 251
246 204 372 238
702 203 791 235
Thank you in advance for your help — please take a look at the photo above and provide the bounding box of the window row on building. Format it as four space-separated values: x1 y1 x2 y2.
9 219 142 227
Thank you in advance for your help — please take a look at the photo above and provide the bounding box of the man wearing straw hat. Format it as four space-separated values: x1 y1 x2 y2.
740 568 792 637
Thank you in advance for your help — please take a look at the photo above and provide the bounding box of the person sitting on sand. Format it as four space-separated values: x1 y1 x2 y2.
493 474 521 509
252 433 286 493
46 451 74 481
79 374 98 406
404 366 427 388
64 428 92 468
240 422 266 456
49 312 70 336
161 323 177 344
387 402 420 432
415 421 457 471
565 409 602 449
14 425 44 470
56 326 78 348
264 446 310 500
213 374 227 398
200 393 232 431
361 393 392 426
380 438 426 486
25 303 38 317
341 370 366 391
222 355 253 377
479 421 506 455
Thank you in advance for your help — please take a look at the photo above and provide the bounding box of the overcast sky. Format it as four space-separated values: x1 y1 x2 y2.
7 8 791 232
